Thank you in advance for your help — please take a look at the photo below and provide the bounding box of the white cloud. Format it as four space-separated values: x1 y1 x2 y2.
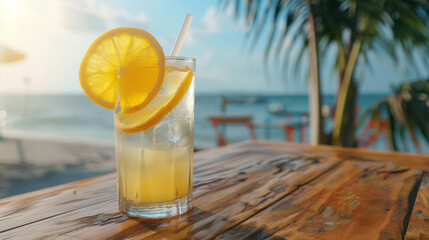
185 5 238 46
200 7 220 35
93 3 148 29
50 0 149 32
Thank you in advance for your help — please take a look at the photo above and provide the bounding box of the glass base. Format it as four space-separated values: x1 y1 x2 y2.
121 196 192 218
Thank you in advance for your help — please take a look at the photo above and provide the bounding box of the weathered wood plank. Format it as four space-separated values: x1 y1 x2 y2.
67 154 336 239
2 141 428 239
0 143 250 233
0 174 116 233
2 139 426 234
0 151 339 239
0 200 123 240
245 140 429 171
405 172 429 240
216 160 423 239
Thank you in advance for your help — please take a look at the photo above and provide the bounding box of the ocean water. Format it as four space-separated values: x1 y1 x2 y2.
0 93 391 148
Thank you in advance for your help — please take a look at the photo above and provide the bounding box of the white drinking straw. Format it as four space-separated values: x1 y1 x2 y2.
170 14 193 56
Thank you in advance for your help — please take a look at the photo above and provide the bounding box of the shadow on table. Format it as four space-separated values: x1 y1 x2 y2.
104 207 279 239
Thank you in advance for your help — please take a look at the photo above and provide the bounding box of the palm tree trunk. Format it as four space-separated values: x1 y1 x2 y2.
343 81 358 146
307 10 324 145
333 41 361 146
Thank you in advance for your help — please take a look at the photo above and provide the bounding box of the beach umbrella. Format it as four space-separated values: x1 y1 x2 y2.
0 45 25 141
0 45 25 63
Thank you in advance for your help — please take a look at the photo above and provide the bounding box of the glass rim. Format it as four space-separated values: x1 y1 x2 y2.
165 56 196 62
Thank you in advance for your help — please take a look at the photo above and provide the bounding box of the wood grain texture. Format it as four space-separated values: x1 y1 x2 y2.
0 141 247 233
406 172 429 240
245 140 429 171
0 145 338 239
0 174 116 233
217 161 423 239
1 140 429 239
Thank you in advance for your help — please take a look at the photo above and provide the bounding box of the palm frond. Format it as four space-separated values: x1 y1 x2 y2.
359 79 429 152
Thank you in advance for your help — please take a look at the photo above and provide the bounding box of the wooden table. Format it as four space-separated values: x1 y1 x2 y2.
1 140 429 239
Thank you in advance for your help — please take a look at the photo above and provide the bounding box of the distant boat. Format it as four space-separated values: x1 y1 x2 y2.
222 96 267 105
246 96 267 104
267 102 286 115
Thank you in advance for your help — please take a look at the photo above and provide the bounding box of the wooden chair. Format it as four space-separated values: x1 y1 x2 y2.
284 112 309 143
208 115 257 146
282 122 308 143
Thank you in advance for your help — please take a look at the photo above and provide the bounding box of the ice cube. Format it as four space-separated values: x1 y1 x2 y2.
149 120 192 149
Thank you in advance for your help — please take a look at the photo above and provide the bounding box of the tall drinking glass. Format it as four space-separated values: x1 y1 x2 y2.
114 57 195 218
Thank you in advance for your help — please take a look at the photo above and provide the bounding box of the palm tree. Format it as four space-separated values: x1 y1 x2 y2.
222 0 429 147
358 79 429 152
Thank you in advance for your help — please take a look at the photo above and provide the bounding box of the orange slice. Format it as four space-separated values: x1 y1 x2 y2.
79 27 165 114
115 66 194 133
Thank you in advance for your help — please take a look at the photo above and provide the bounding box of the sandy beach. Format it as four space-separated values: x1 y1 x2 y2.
0 136 116 198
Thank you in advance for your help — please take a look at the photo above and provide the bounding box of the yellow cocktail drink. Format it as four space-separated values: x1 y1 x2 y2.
79 28 195 218
114 58 195 218
117 147 192 203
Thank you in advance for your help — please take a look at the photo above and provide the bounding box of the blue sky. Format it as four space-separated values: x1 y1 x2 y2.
0 0 427 95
